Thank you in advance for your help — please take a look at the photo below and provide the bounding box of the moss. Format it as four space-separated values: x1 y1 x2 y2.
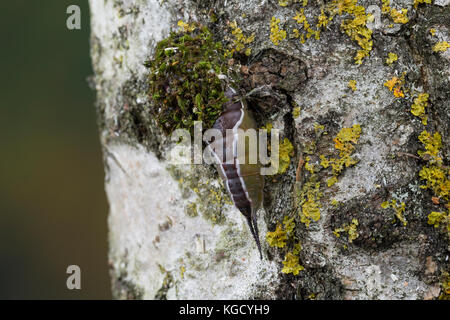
145 23 232 135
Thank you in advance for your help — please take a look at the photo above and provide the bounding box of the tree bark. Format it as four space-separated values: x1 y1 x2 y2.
89 0 449 299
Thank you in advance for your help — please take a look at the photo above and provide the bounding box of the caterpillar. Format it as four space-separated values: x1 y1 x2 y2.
206 86 264 259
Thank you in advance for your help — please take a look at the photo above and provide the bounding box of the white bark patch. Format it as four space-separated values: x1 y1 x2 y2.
89 0 173 120
105 143 279 299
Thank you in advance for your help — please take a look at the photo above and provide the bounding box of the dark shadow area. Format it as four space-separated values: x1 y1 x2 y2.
0 1 111 299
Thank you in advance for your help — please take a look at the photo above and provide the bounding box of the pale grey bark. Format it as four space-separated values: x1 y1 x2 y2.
89 0 449 299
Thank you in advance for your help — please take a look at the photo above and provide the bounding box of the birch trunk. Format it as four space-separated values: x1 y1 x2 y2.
89 0 449 299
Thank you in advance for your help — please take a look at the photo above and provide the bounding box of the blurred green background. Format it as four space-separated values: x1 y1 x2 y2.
0 1 111 298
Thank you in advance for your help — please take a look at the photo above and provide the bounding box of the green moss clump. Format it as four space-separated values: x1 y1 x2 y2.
145 25 230 135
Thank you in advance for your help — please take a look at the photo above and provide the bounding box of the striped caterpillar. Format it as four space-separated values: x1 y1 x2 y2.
206 86 264 259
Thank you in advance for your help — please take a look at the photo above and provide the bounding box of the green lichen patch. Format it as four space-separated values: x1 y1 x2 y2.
167 164 233 225
145 24 232 135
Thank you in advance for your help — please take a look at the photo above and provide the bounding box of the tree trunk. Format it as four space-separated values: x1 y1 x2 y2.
89 0 449 299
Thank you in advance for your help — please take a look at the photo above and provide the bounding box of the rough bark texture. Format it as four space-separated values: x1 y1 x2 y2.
89 0 449 299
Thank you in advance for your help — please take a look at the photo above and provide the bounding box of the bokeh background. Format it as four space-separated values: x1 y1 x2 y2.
0 1 111 298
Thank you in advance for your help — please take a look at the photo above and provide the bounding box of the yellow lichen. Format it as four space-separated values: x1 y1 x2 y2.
283 216 296 235
432 41 450 52
384 75 405 98
327 176 338 187
381 199 407 226
390 8 409 24
414 0 432 9
381 201 390 209
419 166 449 200
293 106 301 118
411 93 429 125
428 210 450 238
278 138 295 174
386 52 398 65
418 130 441 160
428 210 449 229
333 218 359 243
330 0 373 64
296 178 322 227
380 1 409 25
417 130 449 204
177 20 196 33
317 10 329 28
320 125 361 187
266 223 288 248
305 156 315 174
281 252 304 275
270 17 287 45
348 80 357 91
293 9 307 25
381 0 390 13
430 28 436 36
301 198 321 226
225 21 255 57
